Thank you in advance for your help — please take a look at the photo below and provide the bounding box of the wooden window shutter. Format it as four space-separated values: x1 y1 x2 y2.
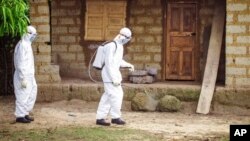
85 0 127 41
85 1 104 40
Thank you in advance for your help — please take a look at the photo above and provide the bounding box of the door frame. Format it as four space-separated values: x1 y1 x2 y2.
162 0 200 81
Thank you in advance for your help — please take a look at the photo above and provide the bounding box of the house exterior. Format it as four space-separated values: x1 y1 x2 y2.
30 0 250 88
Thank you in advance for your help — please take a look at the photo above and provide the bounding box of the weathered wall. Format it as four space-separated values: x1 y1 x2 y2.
50 0 220 81
29 0 61 83
51 0 86 79
128 0 163 79
128 0 224 82
226 0 250 87
48 0 250 88
199 0 225 83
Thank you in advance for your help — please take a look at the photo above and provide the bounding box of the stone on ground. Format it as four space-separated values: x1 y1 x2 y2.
131 92 158 111
158 95 181 112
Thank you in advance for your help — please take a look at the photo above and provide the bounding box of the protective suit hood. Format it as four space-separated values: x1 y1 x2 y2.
22 26 37 43
114 27 132 45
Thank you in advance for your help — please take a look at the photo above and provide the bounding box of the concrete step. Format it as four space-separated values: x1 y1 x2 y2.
37 81 250 115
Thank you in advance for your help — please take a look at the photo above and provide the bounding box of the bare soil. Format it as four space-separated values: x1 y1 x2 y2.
1 96 250 140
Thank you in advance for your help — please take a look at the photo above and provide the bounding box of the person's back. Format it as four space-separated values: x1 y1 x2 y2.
101 41 123 83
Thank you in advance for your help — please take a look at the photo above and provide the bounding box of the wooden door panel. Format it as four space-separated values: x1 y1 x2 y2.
169 51 180 77
166 2 197 80
182 51 193 76
170 8 181 31
183 7 196 32
170 36 194 47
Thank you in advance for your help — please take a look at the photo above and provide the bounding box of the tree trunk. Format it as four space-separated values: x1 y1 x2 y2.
4 44 8 96
0 36 18 96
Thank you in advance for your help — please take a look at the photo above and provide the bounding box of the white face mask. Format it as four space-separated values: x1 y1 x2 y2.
29 34 37 42
119 34 131 45
121 38 130 44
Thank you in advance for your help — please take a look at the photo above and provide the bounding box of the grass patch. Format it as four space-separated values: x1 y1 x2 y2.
219 136 229 141
0 126 165 141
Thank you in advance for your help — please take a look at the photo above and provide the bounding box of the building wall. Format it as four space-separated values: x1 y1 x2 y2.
48 0 250 88
29 0 61 83
226 0 250 87
128 0 222 81
51 0 86 79
50 0 223 82
29 0 250 87
128 0 163 79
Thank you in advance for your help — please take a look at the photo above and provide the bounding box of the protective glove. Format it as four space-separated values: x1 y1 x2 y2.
112 81 121 86
21 79 27 88
128 64 134 72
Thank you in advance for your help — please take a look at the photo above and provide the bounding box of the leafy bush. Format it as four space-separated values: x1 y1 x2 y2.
0 0 30 37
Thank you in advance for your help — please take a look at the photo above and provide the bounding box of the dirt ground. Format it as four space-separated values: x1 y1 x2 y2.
1 96 250 141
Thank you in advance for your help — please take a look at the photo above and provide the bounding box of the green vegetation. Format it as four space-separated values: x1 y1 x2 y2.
0 0 29 37
219 136 229 141
0 126 165 141
0 0 29 96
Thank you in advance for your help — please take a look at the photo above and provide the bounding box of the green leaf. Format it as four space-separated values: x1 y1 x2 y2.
0 0 29 37
1 7 7 27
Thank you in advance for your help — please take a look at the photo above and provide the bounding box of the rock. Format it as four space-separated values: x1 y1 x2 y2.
158 95 181 112
146 67 157 76
129 69 156 84
129 70 148 76
129 75 155 84
131 92 158 111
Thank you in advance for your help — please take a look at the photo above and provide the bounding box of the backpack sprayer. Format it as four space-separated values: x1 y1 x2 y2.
88 41 117 83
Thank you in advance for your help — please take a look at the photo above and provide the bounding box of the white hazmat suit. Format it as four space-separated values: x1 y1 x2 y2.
13 26 37 122
96 27 134 125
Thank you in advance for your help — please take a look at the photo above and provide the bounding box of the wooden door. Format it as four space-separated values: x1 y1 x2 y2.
165 2 197 80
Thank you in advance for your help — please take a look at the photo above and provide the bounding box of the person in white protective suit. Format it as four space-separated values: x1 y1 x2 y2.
13 25 37 123
96 27 134 126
